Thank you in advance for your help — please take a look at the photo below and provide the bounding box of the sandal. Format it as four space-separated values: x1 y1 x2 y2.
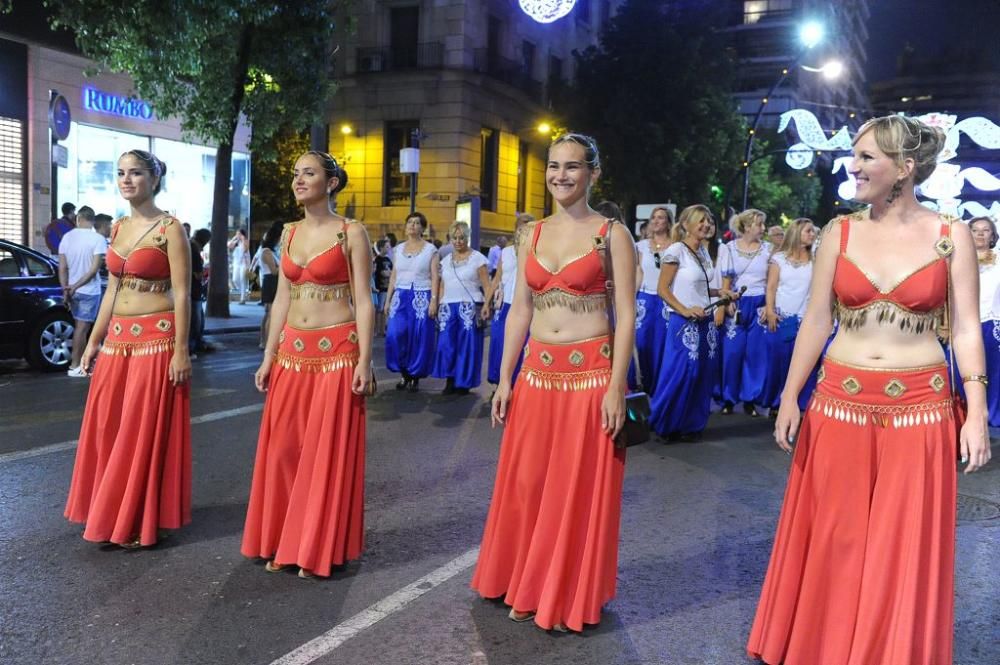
298 568 315 579
508 608 536 623
119 536 143 550
265 560 289 573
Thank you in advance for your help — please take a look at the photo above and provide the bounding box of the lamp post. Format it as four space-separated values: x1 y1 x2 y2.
740 21 827 210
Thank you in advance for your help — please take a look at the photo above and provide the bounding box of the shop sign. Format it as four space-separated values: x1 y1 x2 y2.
82 87 154 121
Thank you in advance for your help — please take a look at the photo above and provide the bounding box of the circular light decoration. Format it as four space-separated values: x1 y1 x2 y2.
519 0 578 24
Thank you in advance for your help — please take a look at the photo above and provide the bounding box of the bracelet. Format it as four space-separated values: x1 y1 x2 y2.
962 374 989 387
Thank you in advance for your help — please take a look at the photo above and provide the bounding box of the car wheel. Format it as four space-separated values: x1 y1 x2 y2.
26 311 74 371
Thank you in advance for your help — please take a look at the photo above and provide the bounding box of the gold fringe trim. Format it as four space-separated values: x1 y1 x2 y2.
275 350 359 373
532 288 606 313
117 275 171 293
522 367 611 391
834 300 942 334
810 393 954 428
100 337 175 357
290 282 350 301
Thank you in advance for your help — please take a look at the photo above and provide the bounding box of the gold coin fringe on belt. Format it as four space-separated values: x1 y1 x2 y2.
100 338 175 357
275 350 359 373
522 367 611 391
810 393 955 428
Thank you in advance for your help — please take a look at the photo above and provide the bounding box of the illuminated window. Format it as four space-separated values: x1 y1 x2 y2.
0 116 24 242
383 120 418 207
744 0 792 24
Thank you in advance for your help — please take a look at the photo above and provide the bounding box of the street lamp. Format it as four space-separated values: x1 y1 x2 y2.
802 60 844 80
537 121 552 135
740 21 829 210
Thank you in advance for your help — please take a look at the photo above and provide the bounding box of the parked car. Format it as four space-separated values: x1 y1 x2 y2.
0 238 75 370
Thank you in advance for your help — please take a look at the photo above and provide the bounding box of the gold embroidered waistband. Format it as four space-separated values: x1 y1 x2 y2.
118 275 171 293
810 392 954 428
521 366 611 391
290 282 351 301
532 289 606 313
275 350 359 373
835 300 942 334
100 337 175 357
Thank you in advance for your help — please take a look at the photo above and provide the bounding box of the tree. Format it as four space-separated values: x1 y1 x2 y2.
562 0 747 222
745 138 822 222
250 127 311 232
45 2 339 316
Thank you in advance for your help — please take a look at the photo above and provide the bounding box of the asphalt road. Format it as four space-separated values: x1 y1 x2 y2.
1 332 998 665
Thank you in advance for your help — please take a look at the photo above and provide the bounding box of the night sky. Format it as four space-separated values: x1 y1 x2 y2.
866 0 1000 82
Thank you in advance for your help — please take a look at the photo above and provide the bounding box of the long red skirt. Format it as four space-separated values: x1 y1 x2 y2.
748 358 957 665
471 335 626 631
64 311 191 546
241 321 366 577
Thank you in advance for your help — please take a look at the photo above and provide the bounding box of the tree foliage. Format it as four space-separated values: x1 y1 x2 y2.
562 0 746 218
747 139 823 222
43 0 340 315
45 1 336 153
251 127 311 229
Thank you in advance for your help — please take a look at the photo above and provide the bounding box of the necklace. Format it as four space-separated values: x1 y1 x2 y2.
649 236 670 252
978 250 995 267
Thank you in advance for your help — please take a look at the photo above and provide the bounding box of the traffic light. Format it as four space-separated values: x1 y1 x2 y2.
710 184 724 202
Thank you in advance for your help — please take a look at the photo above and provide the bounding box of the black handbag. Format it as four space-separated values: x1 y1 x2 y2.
596 220 651 448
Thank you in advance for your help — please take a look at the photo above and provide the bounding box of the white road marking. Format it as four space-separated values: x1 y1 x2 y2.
269 548 480 665
0 403 264 465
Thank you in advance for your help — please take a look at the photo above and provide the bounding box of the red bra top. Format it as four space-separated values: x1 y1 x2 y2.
280 222 351 285
106 217 173 280
524 221 609 296
833 218 949 312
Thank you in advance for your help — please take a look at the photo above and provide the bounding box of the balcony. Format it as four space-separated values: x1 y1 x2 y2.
356 42 444 73
473 49 543 102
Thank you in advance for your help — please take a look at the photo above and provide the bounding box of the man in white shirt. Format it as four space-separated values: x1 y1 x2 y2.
58 206 107 377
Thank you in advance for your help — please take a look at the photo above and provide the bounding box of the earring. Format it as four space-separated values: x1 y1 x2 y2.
886 180 903 205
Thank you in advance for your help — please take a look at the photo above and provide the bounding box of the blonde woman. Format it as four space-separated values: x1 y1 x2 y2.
717 208 772 416
633 206 673 392
648 205 738 441
749 115 990 664
969 215 1000 425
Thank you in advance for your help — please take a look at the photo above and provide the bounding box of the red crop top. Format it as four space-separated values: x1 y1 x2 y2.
106 217 173 291
280 222 351 286
525 221 609 295
832 216 950 333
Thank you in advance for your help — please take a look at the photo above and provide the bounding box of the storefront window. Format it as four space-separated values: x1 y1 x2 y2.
57 122 250 231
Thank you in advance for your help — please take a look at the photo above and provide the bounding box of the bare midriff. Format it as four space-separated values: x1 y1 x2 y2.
529 301 610 344
826 317 946 369
112 285 174 317
286 287 355 329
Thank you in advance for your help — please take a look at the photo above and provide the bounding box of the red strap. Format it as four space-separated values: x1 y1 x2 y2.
839 217 850 253
939 221 950 238
530 221 544 251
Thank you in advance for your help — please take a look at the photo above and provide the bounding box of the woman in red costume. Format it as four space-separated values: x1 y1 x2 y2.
242 151 374 579
471 133 636 632
748 115 991 664
65 149 192 548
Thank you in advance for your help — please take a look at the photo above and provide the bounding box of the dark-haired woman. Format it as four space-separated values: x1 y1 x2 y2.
65 149 192 548
242 151 374 578
472 133 636 632
970 215 1000 426
749 115 990 665
383 211 439 392
251 221 282 348
434 221 491 394
633 206 672 392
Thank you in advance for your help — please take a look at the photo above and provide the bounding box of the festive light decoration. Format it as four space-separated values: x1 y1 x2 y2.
778 109 1000 218
519 0 577 24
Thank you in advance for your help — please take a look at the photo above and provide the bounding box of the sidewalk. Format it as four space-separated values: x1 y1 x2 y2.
204 300 265 335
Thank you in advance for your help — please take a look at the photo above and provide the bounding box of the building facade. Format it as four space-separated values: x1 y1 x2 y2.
0 28 250 251
722 0 870 132
325 0 621 243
